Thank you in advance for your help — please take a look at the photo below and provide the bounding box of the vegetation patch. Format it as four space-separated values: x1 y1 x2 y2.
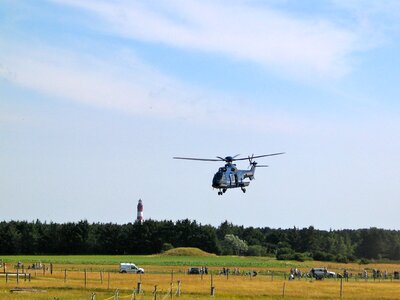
159 247 216 257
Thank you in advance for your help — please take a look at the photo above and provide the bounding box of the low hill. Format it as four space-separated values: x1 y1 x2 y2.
160 247 217 257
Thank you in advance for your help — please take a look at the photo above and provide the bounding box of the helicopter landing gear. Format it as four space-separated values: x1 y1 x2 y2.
241 187 246 193
218 188 227 195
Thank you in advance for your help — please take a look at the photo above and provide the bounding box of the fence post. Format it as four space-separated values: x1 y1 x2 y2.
6 272 8 283
170 281 173 300
17 267 19 285
64 269 67 283
29 273 31 282
282 282 286 298
210 273 215 296
153 285 157 300
170 270 174 298
340 277 343 298
84 269 87 288
100 270 103 284
177 280 181 297
108 272 110 290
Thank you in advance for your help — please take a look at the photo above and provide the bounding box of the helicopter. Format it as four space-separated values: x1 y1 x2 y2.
173 153 284 195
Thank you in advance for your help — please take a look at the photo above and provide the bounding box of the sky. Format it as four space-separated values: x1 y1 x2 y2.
1 0 400 230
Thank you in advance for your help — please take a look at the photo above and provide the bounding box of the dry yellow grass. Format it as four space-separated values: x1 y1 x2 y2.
1 258 400 299
2 267 400 299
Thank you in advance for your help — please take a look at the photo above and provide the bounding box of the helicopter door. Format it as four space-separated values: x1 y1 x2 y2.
229 173 236 186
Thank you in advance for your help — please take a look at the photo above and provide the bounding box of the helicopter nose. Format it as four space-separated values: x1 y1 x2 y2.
212 172 223 187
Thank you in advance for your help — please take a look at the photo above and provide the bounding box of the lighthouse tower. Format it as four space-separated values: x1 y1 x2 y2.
136 199 143 224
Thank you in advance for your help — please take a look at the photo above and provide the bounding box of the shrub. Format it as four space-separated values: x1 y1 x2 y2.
161 243 174 253
276 247 294 260
221 234 248 256
335 254 349 263
293 252 312 262
359 258 370 265
312 251 335 262
246 245 267 257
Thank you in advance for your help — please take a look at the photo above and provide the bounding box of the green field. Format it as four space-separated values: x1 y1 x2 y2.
1 254 302 268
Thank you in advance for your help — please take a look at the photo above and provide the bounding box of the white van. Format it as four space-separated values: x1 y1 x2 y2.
119 263 144 274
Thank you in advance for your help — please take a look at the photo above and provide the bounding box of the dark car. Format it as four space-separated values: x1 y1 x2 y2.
188 267 201 274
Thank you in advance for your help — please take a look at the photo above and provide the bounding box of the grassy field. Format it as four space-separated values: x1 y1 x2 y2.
1 253 400 299
0 254 301 268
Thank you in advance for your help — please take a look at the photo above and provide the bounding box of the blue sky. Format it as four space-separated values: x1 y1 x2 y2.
1 0 400 229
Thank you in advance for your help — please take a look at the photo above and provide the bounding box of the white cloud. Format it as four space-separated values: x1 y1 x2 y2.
1 43 191 117
50 0 358 78
0 39 301 133
2 0 382 132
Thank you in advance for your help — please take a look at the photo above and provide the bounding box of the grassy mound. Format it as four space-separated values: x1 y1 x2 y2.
160 247 217 257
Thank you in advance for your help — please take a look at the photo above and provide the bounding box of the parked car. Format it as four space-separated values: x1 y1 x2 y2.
310 268 336 279
188 267 201 274
119 263 144 274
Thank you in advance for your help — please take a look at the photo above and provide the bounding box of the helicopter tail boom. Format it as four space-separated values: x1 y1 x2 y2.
242 163 257 180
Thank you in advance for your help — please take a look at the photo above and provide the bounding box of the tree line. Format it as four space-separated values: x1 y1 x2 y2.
1 219 400 262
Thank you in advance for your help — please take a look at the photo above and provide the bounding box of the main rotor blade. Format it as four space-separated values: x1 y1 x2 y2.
233 152 285 161
173 157 221 162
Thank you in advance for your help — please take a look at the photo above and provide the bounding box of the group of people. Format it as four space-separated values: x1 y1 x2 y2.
220 267 233 275
27 262 43 270
358 269 392 279
289 268 303 280
219 267 257 276
14 261 48 271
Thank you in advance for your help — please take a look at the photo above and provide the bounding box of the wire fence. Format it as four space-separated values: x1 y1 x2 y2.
2 265 400 299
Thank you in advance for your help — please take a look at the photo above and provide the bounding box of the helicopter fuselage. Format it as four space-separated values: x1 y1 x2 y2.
212 163 255 194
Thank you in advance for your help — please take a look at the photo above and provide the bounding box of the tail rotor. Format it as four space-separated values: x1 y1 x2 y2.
248 153 254 167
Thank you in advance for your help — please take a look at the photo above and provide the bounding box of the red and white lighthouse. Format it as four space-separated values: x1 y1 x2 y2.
136 199 143 224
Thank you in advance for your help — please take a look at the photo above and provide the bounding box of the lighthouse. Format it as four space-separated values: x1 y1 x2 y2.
136 199 143 224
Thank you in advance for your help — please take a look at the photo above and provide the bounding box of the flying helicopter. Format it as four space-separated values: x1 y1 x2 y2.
173 153 284 195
